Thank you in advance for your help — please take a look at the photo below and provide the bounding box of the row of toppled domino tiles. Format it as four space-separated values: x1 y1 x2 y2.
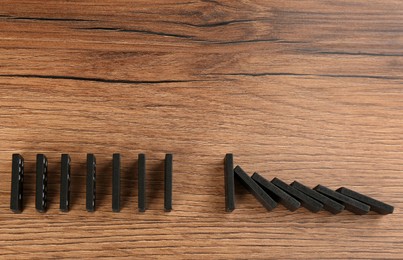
10 153 173 213
224 154 394 214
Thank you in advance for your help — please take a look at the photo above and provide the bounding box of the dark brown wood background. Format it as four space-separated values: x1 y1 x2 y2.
0 0 402 258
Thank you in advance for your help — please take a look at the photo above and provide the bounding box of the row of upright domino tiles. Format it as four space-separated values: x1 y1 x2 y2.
10 153 173 213
224 154 394 215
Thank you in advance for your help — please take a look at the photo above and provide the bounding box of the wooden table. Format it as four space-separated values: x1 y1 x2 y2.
0 1 402 258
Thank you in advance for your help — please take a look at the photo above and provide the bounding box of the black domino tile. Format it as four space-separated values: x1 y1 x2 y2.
112 153 121 212
337 187 393 215
10 154 24 213
314 185 370 215
234 166 277 211
164 154 173 212
224 154 235 212
291 181 344 214
86 154 96 212
36 154 48 213
138 153 146 212
271 178 323 213
252 172 300 211
60 154 71 212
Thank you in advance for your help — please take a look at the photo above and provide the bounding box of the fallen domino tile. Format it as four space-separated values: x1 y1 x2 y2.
337 187 393 215
252 172 300 211
234 166 277 211
291 181 344 214
314 185 370 215
272 178 323 213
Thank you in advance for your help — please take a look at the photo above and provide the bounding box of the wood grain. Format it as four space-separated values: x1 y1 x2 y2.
0 0 402 258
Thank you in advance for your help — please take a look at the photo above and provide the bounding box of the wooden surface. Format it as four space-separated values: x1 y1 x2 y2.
0 1 402 258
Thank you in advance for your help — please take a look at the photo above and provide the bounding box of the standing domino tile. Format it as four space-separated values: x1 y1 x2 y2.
60 154 71 212
112 153 121 212
224 154 235 212
336 187 393 214
36 154 48 213
10 154 24 213
164 154 173 212
138 153 146 212
314 185 370 215
86 154 96 212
